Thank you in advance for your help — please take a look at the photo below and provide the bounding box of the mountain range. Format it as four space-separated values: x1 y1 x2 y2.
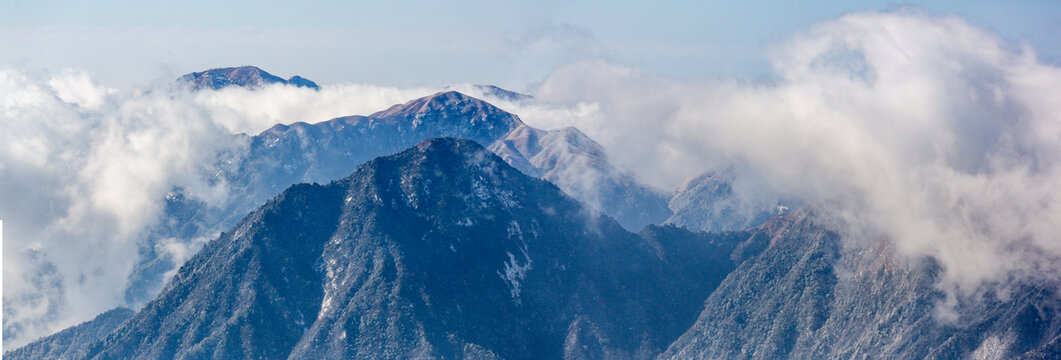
125 70 674 309
11 66 1059 359
23 138 738 359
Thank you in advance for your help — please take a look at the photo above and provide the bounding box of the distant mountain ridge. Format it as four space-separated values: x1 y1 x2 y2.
489 125 671 230
178 66 319 90
468 85 532 101
665 167 796 233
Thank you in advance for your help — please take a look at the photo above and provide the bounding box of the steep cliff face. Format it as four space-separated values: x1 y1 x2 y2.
81 138 733 359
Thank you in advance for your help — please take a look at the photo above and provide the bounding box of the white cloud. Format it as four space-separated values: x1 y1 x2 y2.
525 10 1061 303
47 69 116 111
1 69 230 348
0 71 438 349
193 83 439 135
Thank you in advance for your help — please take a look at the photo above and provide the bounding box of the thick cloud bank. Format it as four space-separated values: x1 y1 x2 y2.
527 10 1061 309
0 73 444 349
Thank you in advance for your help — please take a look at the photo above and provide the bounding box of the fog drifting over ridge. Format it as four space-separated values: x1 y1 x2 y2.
2 8 1060 349
527 10 1061 308
0 72 448 348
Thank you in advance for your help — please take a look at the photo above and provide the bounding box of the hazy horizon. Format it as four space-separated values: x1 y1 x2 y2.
2 1 1059 90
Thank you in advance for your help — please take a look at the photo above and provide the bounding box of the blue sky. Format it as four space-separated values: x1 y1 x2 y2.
1 1 1059 90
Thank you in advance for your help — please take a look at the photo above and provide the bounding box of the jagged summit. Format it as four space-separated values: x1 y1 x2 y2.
372 91 522 123
365 91 525 146
178 66 319 90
